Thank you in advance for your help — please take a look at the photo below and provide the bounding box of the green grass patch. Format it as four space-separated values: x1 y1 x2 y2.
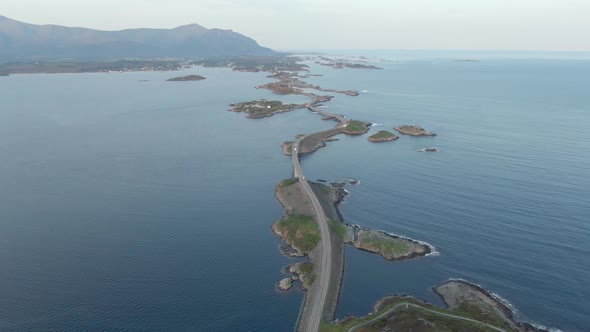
359 234 409 257
454 302 509 329
276 214 320 253
298 262 314 274
345 120 370 133
321 185 333 195
328 219 347 239
232 100 297 118
369 130 398 140
320 297 504 332
279 178 299 188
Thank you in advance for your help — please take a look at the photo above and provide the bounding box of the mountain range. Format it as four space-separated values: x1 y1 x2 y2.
0 15 275 60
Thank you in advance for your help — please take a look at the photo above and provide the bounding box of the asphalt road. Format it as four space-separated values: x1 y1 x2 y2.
292 137 332 332
292 97 348 332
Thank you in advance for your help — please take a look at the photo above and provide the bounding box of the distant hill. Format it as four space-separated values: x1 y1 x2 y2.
0 15 276 60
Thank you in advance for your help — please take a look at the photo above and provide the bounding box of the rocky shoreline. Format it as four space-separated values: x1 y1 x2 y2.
344 225 432 260
434 279 550 332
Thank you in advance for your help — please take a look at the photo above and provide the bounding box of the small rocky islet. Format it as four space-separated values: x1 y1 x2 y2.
394 124 436 136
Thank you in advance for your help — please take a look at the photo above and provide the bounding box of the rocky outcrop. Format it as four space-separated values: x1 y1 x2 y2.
418 148 438 152
435 280 549 332
278 278 293 291
394 125 436 137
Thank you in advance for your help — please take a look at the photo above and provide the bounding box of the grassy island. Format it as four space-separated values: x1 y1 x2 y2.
230 99 304 118
368 130 399 142
343 120 370 135
166 74 206 81
345 227 430 260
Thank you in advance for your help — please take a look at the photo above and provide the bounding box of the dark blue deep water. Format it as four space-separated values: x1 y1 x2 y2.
1 53 589 331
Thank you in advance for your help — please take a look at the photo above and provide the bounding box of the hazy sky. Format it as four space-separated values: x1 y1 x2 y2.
3 0 590 51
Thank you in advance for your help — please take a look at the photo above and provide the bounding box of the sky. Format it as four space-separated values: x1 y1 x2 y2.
2 0 590 51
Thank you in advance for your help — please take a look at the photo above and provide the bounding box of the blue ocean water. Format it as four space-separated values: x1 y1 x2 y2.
301 55 590 331
0 53 589 331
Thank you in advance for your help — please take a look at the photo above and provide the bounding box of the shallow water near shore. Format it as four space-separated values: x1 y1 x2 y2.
1 53 589 331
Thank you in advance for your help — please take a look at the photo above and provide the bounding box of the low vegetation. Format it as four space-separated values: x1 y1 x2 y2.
344 120 370 135
394 125 436 137
275 215 320 253
368 130 399 142
230 99 303 118
166 74 206 81
291 261 316 289
357 233 410 257
279 178 299 188
320 297 504 332
328 219 347 240
454 302 509 329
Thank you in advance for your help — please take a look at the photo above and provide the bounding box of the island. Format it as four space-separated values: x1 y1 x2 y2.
166 74 206 81
344 226 431 260
230 99 304 118
395 125 437 136
368 130 399 142
343 120 371 135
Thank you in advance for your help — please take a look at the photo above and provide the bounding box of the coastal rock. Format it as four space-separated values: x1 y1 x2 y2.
394 125 436 137
281 141 294 155
278 278 293 291
288 262 315 290
418 148 438 152
435 280 549 332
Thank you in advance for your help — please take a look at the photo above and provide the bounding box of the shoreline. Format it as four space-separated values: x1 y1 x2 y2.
433 279 551 332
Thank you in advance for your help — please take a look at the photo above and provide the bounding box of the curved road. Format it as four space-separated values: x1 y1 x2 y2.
292 137 332 332
347 302 507 332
